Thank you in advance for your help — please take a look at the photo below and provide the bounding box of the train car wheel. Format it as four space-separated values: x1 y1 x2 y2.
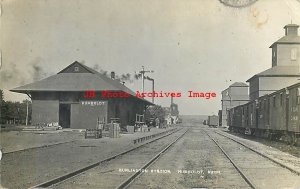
251 129 255 136
287 132 296 145
267 131 274 140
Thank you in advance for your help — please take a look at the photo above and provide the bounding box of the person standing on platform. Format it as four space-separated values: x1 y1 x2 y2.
155 117 160 128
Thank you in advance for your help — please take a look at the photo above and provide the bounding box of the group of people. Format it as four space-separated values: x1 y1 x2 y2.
146 115 178 129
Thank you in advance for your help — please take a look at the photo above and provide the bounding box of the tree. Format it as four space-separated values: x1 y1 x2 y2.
145 105 165 123
0 99 32 124
0 89 3 103
0 89 4 124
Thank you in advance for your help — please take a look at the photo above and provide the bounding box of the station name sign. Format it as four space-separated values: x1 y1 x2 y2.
81 101 106 106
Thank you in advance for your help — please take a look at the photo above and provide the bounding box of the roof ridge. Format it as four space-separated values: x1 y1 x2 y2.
57 61 95 74
246 66 300 82
78 63 137 96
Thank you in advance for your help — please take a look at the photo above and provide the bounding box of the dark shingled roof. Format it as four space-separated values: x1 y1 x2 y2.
11 61 153 104
246 66 300 82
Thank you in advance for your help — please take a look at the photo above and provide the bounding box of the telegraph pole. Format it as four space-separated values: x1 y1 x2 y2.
138 66 154 93
142 66 145 93
26 100 29 126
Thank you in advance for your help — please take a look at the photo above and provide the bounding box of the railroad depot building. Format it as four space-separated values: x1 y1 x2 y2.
247 24 300 101
11 61 153 129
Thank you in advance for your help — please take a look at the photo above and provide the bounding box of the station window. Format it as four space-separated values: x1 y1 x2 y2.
291 48 297 61
74 66 79 72
280 93 283 106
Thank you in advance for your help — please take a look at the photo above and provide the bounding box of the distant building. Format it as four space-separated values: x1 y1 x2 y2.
247 24 300 101
221 82 249 126
163 96 179 124
170 96 179 117
170 103 179 117
11 61 153 129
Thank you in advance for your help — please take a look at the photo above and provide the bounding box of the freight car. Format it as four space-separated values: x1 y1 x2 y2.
228 82 300 144
208 115 219 127
227 105 243 133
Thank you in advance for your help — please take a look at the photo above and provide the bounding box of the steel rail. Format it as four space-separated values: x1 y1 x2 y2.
215 131 300 176
204 131 259 189
29 128 181 189
115 128 189 189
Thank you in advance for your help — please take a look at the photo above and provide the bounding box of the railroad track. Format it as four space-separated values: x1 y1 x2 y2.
214 131 300 176
116 128 189 189
29 128 185 189
205 131 258 189
205 130 300 189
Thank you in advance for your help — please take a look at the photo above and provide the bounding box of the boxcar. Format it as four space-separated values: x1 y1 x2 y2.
227 108 233 129
228 82 300 144
228 105 244 133
268 88 289 139
256 95 270 137
242 101 257 135
287 83 300 143
208 115 219 127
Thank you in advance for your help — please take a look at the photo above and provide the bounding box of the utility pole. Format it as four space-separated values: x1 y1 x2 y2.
138 66 154 93
26 100 29 126
142 66 144 93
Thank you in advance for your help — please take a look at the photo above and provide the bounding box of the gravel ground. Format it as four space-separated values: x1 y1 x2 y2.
0 127 176 154
0 130 84 153
0 127 176 189
52 129 187 189
129 127 251 189
2 123 299 189
208 131 300 189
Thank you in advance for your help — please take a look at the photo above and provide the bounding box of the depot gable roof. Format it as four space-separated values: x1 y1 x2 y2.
11 61 153 105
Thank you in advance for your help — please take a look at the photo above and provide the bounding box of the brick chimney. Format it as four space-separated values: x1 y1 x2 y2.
111 71 115 80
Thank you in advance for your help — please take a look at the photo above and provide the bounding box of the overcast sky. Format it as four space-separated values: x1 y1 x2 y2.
1 0 300 115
